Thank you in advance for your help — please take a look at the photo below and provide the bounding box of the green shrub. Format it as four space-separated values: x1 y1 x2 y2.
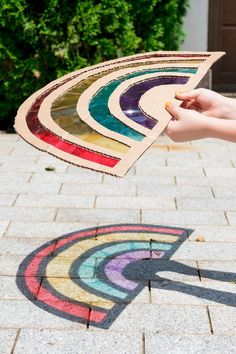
0 0 189 128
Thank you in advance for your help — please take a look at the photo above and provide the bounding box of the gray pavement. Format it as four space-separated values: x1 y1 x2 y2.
0 132 236 353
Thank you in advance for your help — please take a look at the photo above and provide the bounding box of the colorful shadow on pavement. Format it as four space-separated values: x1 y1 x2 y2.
16 224 187 328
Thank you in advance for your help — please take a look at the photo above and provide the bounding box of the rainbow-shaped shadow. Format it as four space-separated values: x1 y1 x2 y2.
17 224 187 328
14 51 224 176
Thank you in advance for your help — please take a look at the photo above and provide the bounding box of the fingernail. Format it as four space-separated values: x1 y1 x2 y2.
165 101 172 108
175 90 183 96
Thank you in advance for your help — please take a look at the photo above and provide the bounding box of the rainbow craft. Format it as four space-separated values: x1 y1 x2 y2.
15 51 224 176
16 224 187 328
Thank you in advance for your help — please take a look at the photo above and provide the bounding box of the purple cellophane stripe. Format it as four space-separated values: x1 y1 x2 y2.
120 76 189 129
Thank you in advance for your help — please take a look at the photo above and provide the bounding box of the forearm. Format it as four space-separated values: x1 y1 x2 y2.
221 97 236 120
207 117 236 142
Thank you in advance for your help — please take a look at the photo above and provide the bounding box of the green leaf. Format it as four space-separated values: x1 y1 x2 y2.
0 0 189 124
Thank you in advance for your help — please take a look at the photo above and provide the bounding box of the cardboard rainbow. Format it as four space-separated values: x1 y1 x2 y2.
15 51 224 176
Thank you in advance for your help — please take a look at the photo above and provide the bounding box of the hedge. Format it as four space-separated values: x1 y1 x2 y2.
0 0 189 129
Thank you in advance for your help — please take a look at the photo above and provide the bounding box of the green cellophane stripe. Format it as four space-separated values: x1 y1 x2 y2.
89 67 197 141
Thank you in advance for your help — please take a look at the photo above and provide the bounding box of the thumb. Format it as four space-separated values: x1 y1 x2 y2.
175 89 201 101
165 101 182 120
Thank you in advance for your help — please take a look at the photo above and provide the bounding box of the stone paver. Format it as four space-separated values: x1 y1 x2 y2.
0 194 17 206
5 221 96 238
0 207 56 222
56 208 140 223
96 196 175 210
0 238 56 256
31 172 103 184
9 147 48 157
0 172 31 183
199 150 236 159
137 185 213 198
103 174 175 186
0 133 235 353
172 242 236 260
0 329 18 354
0 155 37 164
134 166 205 177
91 303 210 334
226 212 236 226
166 157 233 167
204 167 236 177
0 162 67 173
60 183 136 196
212 186 236 199
0 300 86 329
145 334 236 354
0 255 27 276
177 198 236 211
142 210 228 226
151 281 236 306
0 276 35 300
14 329 142 354
209 306 236 335
176 175 236 186
0 182 61 194
66 164 135 176
15 194 95 208
188 226 236 242
0 145 14 155
198 261 236 282
135 154 166 168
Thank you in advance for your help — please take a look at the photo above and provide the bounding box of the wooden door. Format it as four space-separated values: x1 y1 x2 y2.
208 0 236 91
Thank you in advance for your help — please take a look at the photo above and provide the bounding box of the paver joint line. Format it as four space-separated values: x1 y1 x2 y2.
206 306 214 335
10 328 21 354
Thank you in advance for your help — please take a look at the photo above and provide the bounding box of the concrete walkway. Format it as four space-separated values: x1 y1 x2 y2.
0 132 235 353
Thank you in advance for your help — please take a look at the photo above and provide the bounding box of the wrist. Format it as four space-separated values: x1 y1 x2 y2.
205 117 236 142
202 118 213 138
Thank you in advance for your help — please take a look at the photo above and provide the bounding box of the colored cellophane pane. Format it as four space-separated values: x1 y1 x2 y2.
26 96 120 167
119 74 193 129
88 68 195 139
51 82 130 154
120 68 197 128
51 62 199 150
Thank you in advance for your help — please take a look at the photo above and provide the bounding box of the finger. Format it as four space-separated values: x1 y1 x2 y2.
165 101 182 120
181 100 198 111
181 100 192 109
165 120 181 142
175 89 203 101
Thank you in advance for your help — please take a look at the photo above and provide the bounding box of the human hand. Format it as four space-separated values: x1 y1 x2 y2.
175 88 236 120
165 101 211 142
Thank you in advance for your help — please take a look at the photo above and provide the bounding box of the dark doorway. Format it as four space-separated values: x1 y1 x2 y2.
208 0 236 91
